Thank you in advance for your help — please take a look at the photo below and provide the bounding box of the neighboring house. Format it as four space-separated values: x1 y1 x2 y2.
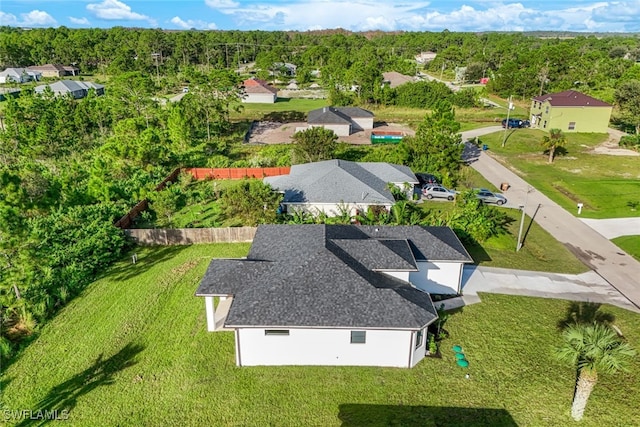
307 106 374 136
272 62 297 76
264 159 418 217
0 67 41 83
34 80 104 99
195 224 472 367
530 90 613 133
415 51 437 64
26 64 79 78
382 71 415 88
242 77 278 103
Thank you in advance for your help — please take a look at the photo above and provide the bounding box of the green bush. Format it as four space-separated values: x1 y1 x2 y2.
619 135 640 150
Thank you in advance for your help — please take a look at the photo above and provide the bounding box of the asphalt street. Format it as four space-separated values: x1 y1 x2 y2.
459 127 640 311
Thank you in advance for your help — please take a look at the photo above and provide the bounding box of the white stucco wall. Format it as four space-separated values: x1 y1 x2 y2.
309 124 351 136
409 261 464 294
286 202 391 217
236 328 414 367
411 327 428 367
351 117 374 131
243 93 276 103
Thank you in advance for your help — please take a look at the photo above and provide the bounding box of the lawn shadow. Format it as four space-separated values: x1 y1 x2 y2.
101 245 190 283
262 110 306 121
338 404 517 427
15 342 144 426
557 301 615 331
518 203 541 250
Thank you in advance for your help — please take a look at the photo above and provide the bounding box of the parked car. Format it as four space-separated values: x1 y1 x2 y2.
502 118 526 129
422 185 456 201
415 173 440 186
476 189 507 205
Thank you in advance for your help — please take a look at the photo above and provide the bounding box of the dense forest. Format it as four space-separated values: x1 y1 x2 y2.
1 27 640 362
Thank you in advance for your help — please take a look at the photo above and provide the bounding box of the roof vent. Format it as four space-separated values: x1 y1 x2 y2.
323 107 328 113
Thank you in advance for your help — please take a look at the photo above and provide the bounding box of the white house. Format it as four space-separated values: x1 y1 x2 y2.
306 106 374 136
0 67 41 83
242 77 277 103
264 160 418 217
195 224 473 368
34 80 104 99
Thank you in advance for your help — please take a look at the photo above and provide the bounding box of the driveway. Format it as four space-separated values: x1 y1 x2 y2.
460 128 640 311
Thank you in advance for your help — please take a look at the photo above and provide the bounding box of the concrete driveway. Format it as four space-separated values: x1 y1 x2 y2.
460 128 640 311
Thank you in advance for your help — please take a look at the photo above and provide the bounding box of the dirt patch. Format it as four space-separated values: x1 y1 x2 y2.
592 129 639 156
247 121 415 145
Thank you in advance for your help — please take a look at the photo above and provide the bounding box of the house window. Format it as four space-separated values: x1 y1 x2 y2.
415 330 424 349
568 122 576 130
543 120 548 129
265 330 289 336
545 106 549 114
350 331 366 344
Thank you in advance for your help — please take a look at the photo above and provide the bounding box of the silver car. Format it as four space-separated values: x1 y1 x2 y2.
422 185 456 201
476 189 507 205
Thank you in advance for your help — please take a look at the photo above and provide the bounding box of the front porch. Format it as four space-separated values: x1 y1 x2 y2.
204 295 233 331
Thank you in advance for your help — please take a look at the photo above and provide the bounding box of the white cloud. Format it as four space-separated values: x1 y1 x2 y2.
69 16 91 25
0 10 57 27
205 0 240 9
87 0 156 25
203 1 640 32
170 16 217 30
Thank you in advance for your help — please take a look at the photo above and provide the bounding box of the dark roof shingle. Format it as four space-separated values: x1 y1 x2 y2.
196 224 472 329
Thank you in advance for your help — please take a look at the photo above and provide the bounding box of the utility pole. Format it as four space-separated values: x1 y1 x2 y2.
501 95 513 148
516 186 533 251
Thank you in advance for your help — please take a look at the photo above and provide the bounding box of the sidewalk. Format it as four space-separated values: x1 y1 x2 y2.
460 129 640 311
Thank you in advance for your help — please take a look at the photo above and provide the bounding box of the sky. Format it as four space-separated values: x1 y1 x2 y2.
1 0 640 33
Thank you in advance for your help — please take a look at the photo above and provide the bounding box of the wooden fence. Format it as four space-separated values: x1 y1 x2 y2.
114 167 290 230
185 167 290 180
124 226 257 245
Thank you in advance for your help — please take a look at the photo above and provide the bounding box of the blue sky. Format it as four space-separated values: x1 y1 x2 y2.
1 1 640 32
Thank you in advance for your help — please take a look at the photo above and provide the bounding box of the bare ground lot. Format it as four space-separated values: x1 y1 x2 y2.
247 121 416 145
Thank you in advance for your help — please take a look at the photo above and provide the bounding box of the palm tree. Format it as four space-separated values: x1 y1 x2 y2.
541 128 567 163
555 323 636 421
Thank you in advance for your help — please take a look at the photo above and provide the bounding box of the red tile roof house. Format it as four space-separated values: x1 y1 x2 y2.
196 224 473 368
530 90 612 133
241 77 278 103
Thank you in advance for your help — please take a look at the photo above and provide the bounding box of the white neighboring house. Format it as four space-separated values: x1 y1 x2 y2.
264 159 418 217
242 77 277 103
34 80 104 99
195 224 473 367
306 106 374 136
0 67 41 83
415 51 437 64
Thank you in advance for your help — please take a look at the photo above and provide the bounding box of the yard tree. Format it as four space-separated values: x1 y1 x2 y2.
614 80 640 135
219 180 282 226
555 323 636 421
399 100 462 186
291 126 338 164
541 128 567 163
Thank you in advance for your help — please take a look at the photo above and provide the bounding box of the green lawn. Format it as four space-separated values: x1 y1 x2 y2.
477 129 640 219
612 235 640 261
2 244 638 426
231 98 328 121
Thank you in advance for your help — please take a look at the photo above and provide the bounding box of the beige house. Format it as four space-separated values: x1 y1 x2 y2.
306 106 374 136
26 64 79 78
530 90 612 133
241 77 277 103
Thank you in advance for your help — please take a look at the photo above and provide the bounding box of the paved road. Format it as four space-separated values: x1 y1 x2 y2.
460 128 640 310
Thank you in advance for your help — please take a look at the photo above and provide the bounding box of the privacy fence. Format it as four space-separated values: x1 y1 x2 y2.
114 167 290 229
125 226 257 245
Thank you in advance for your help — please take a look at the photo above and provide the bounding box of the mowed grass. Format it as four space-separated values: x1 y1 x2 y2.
477 129 640 219
2 244 638 426
612 235 640 261
231 97 328 120
419 201 588 274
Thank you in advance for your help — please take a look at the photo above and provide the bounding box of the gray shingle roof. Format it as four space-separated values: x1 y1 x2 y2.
307 106 373 125
35 80 104 95
196 224 472 329
264 160 417 205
